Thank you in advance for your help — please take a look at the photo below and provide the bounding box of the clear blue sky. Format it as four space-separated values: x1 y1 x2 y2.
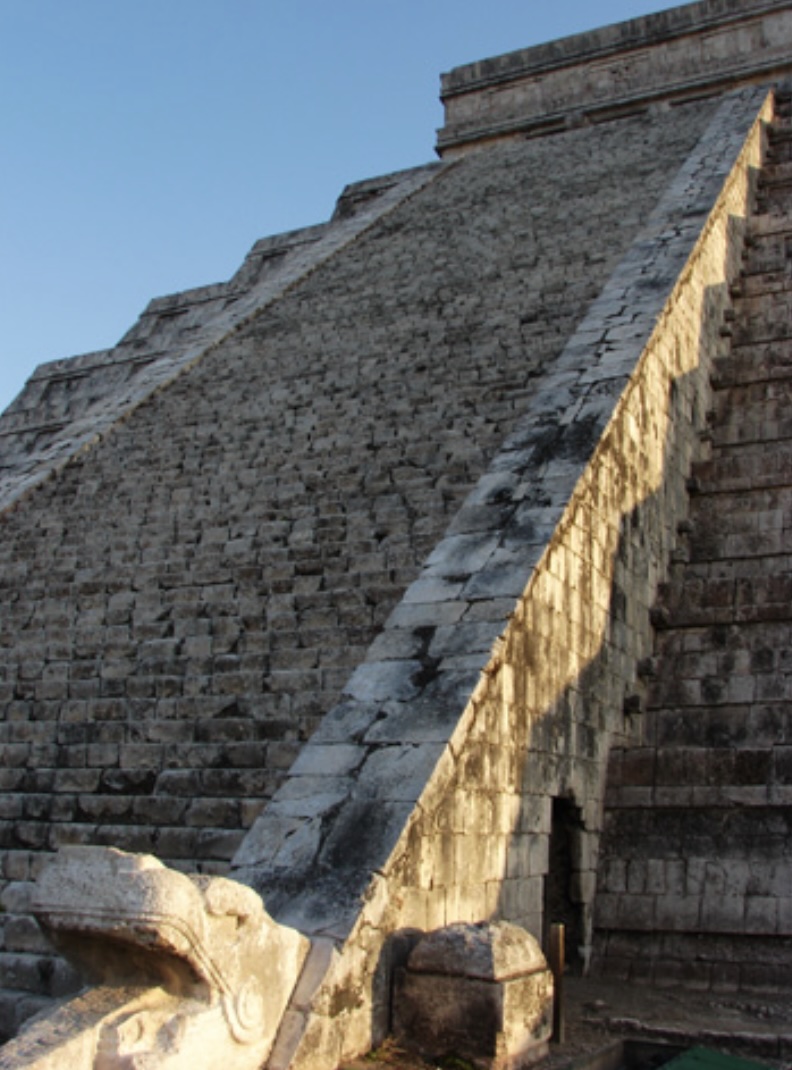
0 0 681 415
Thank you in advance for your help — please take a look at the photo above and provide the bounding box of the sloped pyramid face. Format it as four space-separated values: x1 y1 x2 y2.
1 1 792 1064
0 107 712 867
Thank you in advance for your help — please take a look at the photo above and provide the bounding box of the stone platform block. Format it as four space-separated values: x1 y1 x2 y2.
393 922 553 1069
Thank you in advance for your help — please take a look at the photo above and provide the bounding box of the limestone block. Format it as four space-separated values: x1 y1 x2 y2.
393 922 553 1069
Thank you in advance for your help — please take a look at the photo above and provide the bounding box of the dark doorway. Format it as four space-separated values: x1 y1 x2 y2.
543 796 584 972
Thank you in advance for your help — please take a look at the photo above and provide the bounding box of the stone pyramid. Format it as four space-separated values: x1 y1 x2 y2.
1 2 791 1067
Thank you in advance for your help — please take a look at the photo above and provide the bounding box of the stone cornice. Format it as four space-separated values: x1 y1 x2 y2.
437 0 792 154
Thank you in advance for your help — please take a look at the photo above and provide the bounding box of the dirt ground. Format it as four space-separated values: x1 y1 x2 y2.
340 978 792 1070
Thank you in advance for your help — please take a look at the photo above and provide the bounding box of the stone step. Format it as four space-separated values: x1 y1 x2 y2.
704 380 792 447
648 689 792 747
745 209 792 239
731 289 792 346
595 808 792 955
768 125 792 165
605 742 783 793
730 269 792 301
598 805 792 866
594 931 792 991
0 814 248 863
658 550 792 587
692 440 792 493
707 415 792 451
706 410 792 453
741 221 792 276
650 612 792 650
708 416 792 452
732 257 792 301
603 785 781 812
755 161 792 213
687 522 791 566
756 158 792 189
594 87 792 996
0 954 78 1005
711 337 792 386
650 592 792 635
648 656 792 708
652 551 792 622
690 488 790 544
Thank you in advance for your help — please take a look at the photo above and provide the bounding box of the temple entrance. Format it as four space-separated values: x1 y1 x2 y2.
543 796 584 973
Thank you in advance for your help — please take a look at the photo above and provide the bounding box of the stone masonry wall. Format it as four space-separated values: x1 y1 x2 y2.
0 100 720 1038
230 88 770 1070
594 84 792 992
0 168 440 514
438 0 792 154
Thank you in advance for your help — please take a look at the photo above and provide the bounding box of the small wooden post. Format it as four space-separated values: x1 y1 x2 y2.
548 923 565 1044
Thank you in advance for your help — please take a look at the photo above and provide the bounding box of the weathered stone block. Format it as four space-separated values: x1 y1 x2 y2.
393 922 552 1069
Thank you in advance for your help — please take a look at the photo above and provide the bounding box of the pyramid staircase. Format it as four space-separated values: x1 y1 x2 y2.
594 86 792 991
